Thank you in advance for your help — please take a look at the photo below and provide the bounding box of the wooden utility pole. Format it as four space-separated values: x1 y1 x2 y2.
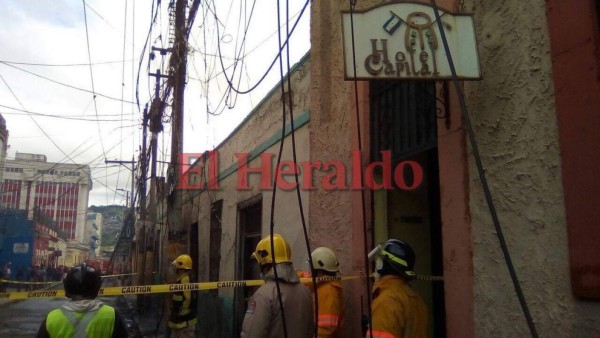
170 0 187 173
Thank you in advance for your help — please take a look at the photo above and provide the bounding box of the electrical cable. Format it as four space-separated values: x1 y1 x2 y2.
0 61 136 104
347 1 374 337
135 0 160 110
82 0 109 204
282 0 318 335
0 105 137 122
429 1 539 337
114 0 130 205
212 0 310 95
0 59 136 67
268 1 291 337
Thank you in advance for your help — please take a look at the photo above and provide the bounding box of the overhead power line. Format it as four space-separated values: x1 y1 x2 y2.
0 59 136 67
0 104 137 122
0 61 136 104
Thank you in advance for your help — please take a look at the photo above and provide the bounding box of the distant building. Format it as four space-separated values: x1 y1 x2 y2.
0 210 33 278
0 152 92 242
0 113 8 184
85 212 103 258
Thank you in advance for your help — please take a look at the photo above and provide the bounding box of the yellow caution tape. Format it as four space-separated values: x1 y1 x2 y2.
0 279 56 285
101 273 139 278
0 274 440 300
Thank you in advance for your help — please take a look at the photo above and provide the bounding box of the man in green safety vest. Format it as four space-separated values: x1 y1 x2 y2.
168 254 198 337
36 263 128 338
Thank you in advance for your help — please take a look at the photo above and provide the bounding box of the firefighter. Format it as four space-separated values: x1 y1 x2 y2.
36 263 128 338
168 254 198 338
241 233 314 338
311 246 344 338
368 239 428 338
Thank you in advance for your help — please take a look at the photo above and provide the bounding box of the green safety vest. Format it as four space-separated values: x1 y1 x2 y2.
45 304 116 338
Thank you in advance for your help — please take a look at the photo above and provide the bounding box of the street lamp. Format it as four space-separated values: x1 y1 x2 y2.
116 189 130 208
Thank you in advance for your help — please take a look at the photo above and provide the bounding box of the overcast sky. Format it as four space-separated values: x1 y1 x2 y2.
0 0 310 207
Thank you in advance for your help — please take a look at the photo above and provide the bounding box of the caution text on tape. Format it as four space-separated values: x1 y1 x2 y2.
0 274 441 300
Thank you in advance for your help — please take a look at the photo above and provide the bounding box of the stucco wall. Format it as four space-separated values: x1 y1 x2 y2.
187 56 312 288
310 1 375 337
465 0 600 336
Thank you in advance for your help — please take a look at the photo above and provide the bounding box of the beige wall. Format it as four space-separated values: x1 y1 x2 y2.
465 0 600 336
310 0 374 336
182 57 312 298
310 0 600 337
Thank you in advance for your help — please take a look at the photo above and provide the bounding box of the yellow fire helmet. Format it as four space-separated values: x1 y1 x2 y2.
252 234 292 265
172 254 193 270
311 247 340 273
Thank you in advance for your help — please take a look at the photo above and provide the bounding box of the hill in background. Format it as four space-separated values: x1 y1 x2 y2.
88 205 127 254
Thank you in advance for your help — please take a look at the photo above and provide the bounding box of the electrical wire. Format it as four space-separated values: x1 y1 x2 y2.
135 0 160 110
114 0 130 206
82 0 108 202
0 59 136 67
281 0 318 336
211 0 310 96
0 105 137 122
0 62 136 104
268 1 292 337
347 2 374 337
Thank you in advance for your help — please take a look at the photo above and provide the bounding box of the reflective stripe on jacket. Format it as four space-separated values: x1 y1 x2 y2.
368 275 428 338
315 280 343 338
168 274 198 329
45 304 115 338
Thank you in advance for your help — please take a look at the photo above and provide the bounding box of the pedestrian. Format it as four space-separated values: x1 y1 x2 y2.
36 263 128 338
168 254 198 338
2 262 12 292
241 233 314 338
16 266 25 292
310 247 344 338
3 261 12 280
30 265 38 290
367 239 428 338
39 265 47 283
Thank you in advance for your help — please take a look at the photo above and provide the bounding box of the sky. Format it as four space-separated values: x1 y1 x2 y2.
0 0 311 207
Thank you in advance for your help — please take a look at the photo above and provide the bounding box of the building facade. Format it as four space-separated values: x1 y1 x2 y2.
0 152 92 242
0 113 8 184
152 0 600 337
85 212 103 258
308 0 600 337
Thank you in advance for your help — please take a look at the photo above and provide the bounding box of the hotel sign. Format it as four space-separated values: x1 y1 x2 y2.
342 2 481 80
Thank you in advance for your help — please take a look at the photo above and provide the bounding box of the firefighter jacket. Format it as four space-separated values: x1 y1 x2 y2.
241 263 314 338
36 299 128 338
168 273 198 329
368 275 428 338
314 279 344 338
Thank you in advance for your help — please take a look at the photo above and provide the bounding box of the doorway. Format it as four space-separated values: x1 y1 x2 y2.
233 195 263 337
370 80 447 337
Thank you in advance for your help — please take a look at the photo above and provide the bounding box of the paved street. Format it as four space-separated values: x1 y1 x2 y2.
0 278 148 337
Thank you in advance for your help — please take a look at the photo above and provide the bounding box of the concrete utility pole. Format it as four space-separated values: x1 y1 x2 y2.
170 0 187 174
148 63 169 285
136 107 149 311
164 0 188 282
